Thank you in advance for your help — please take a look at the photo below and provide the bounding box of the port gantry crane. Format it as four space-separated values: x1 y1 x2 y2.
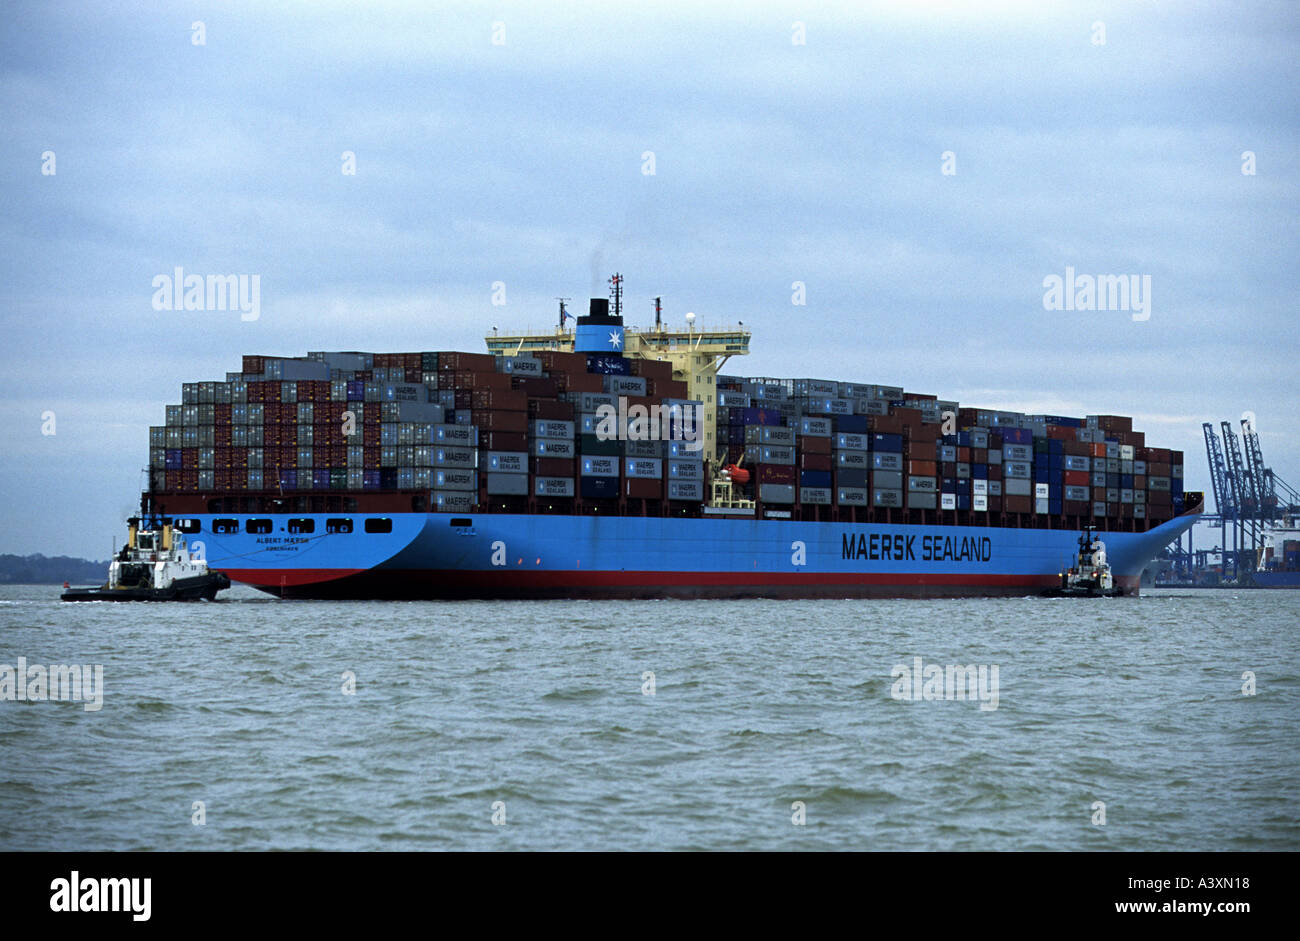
1198 417 1300 583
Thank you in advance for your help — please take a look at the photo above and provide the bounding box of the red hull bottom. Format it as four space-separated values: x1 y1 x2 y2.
228 568 1143 601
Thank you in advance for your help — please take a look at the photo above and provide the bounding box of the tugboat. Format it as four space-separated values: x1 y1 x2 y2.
61 517 230 601
1042 525 1123 598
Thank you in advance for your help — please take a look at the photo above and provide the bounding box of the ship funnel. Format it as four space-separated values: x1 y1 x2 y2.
575 296 624 353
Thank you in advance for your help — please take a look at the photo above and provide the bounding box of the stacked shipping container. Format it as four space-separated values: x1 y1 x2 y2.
147 352 1187 532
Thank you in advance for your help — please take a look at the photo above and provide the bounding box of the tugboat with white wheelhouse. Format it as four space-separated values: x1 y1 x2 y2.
1043 526 1123 597
61 517 230 602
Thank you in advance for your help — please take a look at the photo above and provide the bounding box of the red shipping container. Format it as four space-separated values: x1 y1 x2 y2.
214 425 232 447
799 453 832 471
1064 500 1089 514
512 376 558 397
479 431 529 451
1064 470 1090 487
472 410 528 433
555 373 605 394
907 441 937 461
364 447 381 469
650 380 689 399
454 371 511 392
629 358 673 382
624 478 662 499
471 389 527 412
531 457 574 477
757 465 797 485
798 436 831 455
536 351 588 372
1005 495 1032 513
907 424 939 444
907 460 938 477
528 399 573 420
438 352 495 372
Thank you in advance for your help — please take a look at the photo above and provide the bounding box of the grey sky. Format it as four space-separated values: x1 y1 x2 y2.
2 0 1297 558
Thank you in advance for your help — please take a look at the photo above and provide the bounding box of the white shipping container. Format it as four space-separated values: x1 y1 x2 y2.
759 483 795 503
534 476 575 497
625 458 663 479
486 472 528 495
667 459 703 479
581 456 620 477
871 488 902 507
487 451 528 474
533 438 576 458
435 469 477 491
667 480 703 501
435 492 474 512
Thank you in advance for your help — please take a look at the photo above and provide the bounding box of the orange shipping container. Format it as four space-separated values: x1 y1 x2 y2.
907 460 938 476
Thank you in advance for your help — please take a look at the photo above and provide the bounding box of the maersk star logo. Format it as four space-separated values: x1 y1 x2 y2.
608 330 623 349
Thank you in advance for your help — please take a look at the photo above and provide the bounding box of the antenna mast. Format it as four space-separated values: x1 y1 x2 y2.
608 273 623 318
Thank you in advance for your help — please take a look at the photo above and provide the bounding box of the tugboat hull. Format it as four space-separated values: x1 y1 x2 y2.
60 572 231 602
1040 585 1124 598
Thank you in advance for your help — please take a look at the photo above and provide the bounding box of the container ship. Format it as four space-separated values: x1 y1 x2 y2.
1254 526 1300 588
138 279 1202 599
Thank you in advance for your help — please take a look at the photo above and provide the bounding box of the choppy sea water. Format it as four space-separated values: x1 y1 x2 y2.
0 584 1296 851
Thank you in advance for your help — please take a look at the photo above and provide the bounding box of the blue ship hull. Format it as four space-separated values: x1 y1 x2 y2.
190 509 1201 599
1252 571 1300 589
